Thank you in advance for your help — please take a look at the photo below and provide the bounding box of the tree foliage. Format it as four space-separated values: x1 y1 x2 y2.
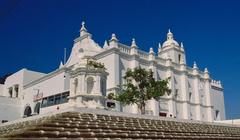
109 67 171 114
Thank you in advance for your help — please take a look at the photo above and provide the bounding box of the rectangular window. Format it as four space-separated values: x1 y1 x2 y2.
61 91 70 103
41 97 48 107
47 96 54 106
54 94 61 105
41 91 70 108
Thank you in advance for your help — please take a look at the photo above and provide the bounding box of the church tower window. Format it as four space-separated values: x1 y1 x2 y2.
178 54 181 63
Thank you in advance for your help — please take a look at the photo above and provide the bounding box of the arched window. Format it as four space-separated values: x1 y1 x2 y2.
178 54 181 63
34 102 41 114
24 106 32 117
87 77 94 94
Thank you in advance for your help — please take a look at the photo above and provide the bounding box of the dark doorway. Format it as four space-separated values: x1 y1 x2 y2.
34 102 41 114
24 106 32 117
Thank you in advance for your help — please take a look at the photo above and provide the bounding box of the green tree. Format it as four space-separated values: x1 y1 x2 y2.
109 67 171 114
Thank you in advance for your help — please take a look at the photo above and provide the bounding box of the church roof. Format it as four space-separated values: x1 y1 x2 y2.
1 109 240 139
162 29 180 48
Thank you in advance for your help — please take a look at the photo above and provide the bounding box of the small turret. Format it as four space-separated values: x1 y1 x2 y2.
131 38 138 48
109 33 118 48
158 43 162 53
110 33 118 42
103 40 109 49
204 68 210 79
149 47 155 61
130 38 138 55
167 29 173 40
193 61 198 69
192 61 199 75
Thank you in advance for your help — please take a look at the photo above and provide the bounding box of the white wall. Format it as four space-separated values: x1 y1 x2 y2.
3 69 24 97
98 52 120 93
0 84 3 96
211 87 225 120
3 69 45 98
40 102 70 114
23 70 46 86
22 71 70 117
0 97 21 123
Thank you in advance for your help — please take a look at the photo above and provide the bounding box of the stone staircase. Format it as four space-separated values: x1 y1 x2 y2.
1 111 240 139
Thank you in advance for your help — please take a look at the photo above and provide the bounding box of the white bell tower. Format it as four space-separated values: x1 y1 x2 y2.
158 29 186 64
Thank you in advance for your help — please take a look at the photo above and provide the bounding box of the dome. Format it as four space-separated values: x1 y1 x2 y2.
162 39 179 47
162 29 179 48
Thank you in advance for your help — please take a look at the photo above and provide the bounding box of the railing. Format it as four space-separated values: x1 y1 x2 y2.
211 80 222 88
137 50 149 60
118 43 130 54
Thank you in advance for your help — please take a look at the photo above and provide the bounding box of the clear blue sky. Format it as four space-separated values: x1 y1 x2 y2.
0 0 239 119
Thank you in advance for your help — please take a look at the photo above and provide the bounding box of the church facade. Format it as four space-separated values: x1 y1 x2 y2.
0 22 225 123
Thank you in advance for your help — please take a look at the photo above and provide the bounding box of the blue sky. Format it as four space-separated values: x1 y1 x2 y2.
0 0 239 119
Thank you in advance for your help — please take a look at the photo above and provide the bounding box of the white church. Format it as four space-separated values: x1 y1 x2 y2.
0 22 225 123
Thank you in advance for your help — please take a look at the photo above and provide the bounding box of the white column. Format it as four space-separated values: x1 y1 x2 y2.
166 66 175 117
193 76 201 120
180 73 189 119
12 86 16 98
205 79 213 122
113 53 120 92
95 76 101 94
81 75 85 94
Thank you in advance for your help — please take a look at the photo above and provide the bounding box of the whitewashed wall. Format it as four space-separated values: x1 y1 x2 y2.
22 70 70 117
0 97 21 123
211 87 225 120
0 84 3 96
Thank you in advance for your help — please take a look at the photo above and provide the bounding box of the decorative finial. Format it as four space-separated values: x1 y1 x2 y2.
131 38 137 48
158 43 162 52
167 29 173 40
158 43 161 48
103 40 108 48
110 33 118 41
80 21 88 37
181 42 184 48
149 47 154 54
168 29 172 34
204 68 209 73
80 21 87 31
59 61 64 68
193 61 198 69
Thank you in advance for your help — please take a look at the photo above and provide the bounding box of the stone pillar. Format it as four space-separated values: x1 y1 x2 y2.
180 64 189 120
80 75 85 94
166 58 175 117
113 53 120 92
94 76 101 94
193 76 201 120
12 86 16 98
204 68 213 122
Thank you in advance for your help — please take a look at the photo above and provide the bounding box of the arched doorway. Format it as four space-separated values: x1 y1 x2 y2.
34 102 41 114
24 106 32 117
